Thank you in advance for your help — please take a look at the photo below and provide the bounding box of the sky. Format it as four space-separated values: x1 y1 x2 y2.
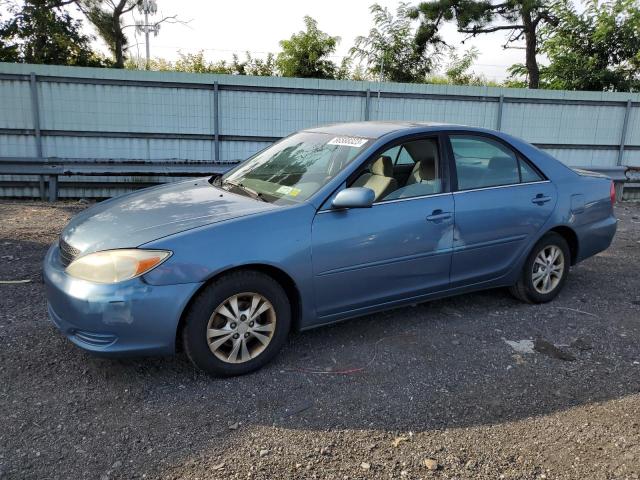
86 0 526 81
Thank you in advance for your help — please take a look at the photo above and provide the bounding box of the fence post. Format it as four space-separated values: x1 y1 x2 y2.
48 175 58 202
29 72 46 200
364 88 371 121
213 81 220 163
617 99 632 166
496 94 504 131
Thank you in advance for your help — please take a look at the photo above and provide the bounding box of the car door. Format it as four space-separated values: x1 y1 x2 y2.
447 133 556 287
311 135 454 320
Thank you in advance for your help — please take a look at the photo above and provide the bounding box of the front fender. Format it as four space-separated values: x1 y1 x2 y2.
140 202 318 326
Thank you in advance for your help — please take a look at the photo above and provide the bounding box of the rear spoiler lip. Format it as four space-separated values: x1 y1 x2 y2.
571 166 627 182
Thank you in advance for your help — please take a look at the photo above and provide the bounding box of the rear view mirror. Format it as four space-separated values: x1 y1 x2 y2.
332 187 375 209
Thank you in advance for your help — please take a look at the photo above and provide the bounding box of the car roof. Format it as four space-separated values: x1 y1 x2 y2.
304 121 462 139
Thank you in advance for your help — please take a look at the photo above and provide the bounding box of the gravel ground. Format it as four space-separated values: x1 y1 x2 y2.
0 199 639 480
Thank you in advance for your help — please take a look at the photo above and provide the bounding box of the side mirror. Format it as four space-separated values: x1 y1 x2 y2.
332 187 375 209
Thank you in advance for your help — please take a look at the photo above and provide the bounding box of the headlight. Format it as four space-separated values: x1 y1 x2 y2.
65 249 171 284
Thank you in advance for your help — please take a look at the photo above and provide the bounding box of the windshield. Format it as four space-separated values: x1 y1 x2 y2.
219 132 372 204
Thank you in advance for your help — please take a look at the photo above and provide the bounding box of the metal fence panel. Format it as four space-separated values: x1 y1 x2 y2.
374 97 499 128
0 79 32 129
626 106 640 146
501 103 626 145
38 82 214 134
1 62 639 198
40 136 214 161
220 91 320 136
623 150 640 167
220 140 271 162
0 134 37 157
318 95 367 124
542 148 620 167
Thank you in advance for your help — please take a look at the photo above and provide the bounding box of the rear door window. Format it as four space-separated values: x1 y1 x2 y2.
450 135 541 190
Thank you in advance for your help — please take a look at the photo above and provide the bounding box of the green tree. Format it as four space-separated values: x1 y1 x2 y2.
335 57 353 80
443 47 487 84
232 52 277 76
536 0 640 91
350 3 442 83
173 51 232 74
135 51 277 76
78 0 141 68
409 0 558 89
276 16 339 79
424 47 498 85
0 0 107 65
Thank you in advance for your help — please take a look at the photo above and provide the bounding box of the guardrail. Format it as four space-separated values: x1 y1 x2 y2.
0 158 236 201
596 166 633 201
0 158 636 202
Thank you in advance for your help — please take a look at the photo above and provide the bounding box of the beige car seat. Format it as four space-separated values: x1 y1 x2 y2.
406 141 438 185
352 155 397 201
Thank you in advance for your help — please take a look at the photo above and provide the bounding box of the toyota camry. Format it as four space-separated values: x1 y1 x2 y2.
44 122 617 376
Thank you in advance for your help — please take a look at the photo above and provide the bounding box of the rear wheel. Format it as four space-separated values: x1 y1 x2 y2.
510 232 570 304
182 270 291 376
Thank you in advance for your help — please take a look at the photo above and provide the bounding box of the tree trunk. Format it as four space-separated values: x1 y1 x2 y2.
112 0 126 68
522 11 539 89
114 29 124 67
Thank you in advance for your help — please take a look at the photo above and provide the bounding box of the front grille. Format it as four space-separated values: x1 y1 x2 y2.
59 238 80 267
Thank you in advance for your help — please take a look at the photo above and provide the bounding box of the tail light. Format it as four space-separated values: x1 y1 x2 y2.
610 181 616 207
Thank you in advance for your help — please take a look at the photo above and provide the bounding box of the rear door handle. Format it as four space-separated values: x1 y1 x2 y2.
532 194 551 205
426 210 452 222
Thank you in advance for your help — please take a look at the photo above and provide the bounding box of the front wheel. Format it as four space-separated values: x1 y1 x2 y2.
510 232 570 304
182 270 291 376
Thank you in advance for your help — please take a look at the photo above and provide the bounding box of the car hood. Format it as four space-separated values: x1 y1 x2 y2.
60 178 276 254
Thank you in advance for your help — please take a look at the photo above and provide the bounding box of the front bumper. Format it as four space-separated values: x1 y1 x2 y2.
43 244 203 357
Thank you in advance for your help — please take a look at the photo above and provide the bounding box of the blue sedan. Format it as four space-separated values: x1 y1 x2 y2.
44 122 617 376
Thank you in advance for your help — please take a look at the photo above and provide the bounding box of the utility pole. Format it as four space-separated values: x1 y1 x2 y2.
136 0 159 70
377 52 385 116
144 7 150 68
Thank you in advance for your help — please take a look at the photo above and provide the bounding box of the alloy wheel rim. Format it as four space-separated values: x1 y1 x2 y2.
532 245 565 294
206 292 276 364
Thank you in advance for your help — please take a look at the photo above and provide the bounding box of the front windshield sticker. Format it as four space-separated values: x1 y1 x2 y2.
276 186 293 195
327 136 369 148
276 186 302 197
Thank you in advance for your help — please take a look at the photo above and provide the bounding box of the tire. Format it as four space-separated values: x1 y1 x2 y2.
182 270 291 376
509 232 571 304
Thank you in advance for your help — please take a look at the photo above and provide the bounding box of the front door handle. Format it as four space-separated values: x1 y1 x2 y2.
426 210 452 222
532 194 551 205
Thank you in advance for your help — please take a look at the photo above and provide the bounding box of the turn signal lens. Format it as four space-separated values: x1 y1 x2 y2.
66 249 171 284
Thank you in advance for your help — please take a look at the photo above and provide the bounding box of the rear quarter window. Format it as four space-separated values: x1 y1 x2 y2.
519 157 544 182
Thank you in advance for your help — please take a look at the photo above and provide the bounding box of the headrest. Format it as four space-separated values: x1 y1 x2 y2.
421 141 438 162
488 156 516 171
371 155 394 177
418 155 436 179
406 140 438 179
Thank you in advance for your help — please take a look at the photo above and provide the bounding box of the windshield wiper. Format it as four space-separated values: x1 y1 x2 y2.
222 180 266 202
